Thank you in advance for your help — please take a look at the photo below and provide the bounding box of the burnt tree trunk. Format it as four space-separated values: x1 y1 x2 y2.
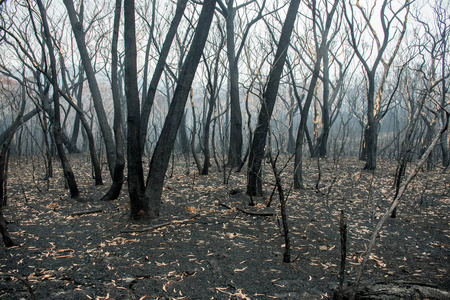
124 0 147 219
0 84 26 247
102 0 125 201
38 0 79 199
247 0 301 196
140 0 188 153
145 0 217 218
63 0 117 176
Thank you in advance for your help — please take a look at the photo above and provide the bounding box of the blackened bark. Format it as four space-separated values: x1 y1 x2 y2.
70 68 83 151
124 0 147 219
140 0 188 152
58 51 103 185
63 0 116 176
37 0 79 199
224 1 243 167
0 87 25 247
317 48 330 158
145 0 217 218
363 74 378 170
102 0 125 201
178 113 190 155
247 0 300 196
201 34 224 175
293 0 339 189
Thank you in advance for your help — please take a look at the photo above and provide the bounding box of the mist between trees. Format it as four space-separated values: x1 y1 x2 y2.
0 0 448 218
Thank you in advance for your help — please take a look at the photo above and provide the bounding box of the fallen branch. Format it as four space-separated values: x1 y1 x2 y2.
218 201 232 209
70 209 103 216
351 113 449 298
341 282 450 300
0 272 35 300
120 222 171 233
219 200 275 216
236 205 275 216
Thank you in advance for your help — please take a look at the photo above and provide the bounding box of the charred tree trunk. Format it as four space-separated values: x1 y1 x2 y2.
38 0 79 199
140 0 188 153
124 0 147 219
317 47 330 158
293 0 339 189
70 67 83 152
247 0 301 196
0 83 26 247
363 75 378 170
63 0 116 176
224 1 243 167
145 0 217 218
102 0 125 201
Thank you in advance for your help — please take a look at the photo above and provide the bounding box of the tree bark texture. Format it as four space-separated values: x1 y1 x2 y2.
145 0 217 218
38 0 79 199
225 1 243 167
0 86 25 247
124 0 147 219
140 0 188 153
63 0 117 176
247 0 301 196
293 0 339 189
102 0 125 201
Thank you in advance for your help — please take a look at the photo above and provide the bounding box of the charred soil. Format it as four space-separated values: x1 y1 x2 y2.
0 155 449 299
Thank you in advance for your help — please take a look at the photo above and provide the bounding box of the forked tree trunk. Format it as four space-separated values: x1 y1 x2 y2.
102 0 125 201
37 0 79 199
63 0 117 176
225 2 243 167
247 0 301 196
0 84 26 247
293 0 339 189
140 0 188 153
124 0 147 219
144 0 217 218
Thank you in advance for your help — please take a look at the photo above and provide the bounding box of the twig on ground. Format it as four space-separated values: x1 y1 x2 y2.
236 206 274 216
0 272 35 300
120 222 172 233
70 209 103 216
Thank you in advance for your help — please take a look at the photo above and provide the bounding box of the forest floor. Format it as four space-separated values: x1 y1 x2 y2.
0 154 449 299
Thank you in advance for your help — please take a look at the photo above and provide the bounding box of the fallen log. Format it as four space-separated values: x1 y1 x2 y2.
337 282 450 300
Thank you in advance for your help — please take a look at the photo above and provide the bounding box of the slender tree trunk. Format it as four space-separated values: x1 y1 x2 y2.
0 84 26 247
0 145 14 247
140 0 188 152
58 51 103 185
247 0 301 196
70 68 83 151
202 40 223 175
37 0 79 199
318 47 330 158
63 0 116 176
102 0 125 201
440 40 449 167
178 113 190 155
364 74 378 170
145 0 217 218
225 1 243 167
124 0 147 219
293 0 339 189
